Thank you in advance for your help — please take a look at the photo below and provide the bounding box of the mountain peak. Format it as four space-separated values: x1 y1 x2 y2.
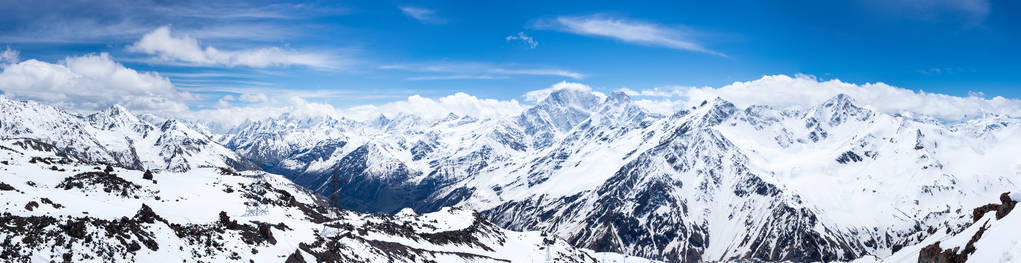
702 97 736 110
87 104 149 131
539 88 604 111
822 93 856 108
605 91 632 105
684 97 737 126
108 104 129 114
809 93 872 127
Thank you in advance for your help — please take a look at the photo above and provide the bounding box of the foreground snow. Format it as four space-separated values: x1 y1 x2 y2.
0 139 650 262
873 192 1020 263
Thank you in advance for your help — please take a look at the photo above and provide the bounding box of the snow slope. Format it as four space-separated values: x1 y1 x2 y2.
861 191 1020 262
0 138 645 263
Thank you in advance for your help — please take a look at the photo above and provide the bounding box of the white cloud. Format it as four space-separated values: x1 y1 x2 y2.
187 92 526 129
524 81 606 102
615 86 690 98
631 99 688 115
535 14 725 57
238 93 269 103
128 26 344 69
215 96 234 108
506 32 539 48
638 74 1021 121
1 48 20 65
0 52 194 112
399 6 447 24
382 61 583 80
346 93 525 121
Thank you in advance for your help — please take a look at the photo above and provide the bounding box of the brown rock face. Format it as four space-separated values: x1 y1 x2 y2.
995 192 1016 220
920 192 1015 263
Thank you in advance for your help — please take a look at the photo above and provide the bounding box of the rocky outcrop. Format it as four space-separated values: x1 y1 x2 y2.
918 192 1017 263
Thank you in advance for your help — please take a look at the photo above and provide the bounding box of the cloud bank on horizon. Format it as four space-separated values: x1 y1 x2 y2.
1 46 1018 129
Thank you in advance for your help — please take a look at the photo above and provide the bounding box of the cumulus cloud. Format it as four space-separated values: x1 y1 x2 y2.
399 6 447 24
629 74 1021 121
524 81 606 102
381 61 583 80
185 92 526 129
0 52 194 112
128 26 343 69
346 93 525 121
534 14 724 57
506 32 538 48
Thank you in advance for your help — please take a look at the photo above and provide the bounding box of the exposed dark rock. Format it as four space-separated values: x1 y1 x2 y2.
0 182 15 191
919 241 966 263
63 219 87 239
40 198 64 209
919 192 1014 263
995 192 1016 220
133 204 165 224
24 201 38 211
284 249 305 263
56 171 147 197
217 211 280 245
917 221 988 263
836 151 863 164
217 167 239 176
972 204 998 222
971 192 1017 222
142 170 153 180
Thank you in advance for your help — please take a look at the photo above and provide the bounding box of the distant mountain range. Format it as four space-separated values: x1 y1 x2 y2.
0 91 1018 262
221 89 1020 262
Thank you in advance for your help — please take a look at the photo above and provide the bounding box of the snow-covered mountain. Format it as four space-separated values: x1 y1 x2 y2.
221 89 1021 262
0 136 649 262
0 96 255 172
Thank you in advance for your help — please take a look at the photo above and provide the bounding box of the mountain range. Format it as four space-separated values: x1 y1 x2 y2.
0 95 645 263
0 89 1018 262
220 89 1020 262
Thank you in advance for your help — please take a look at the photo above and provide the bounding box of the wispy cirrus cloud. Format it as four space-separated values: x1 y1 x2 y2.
506 32 538 48
0 1 345 44
128 26 348 69
0 48 18 65
406 75 504 81
399 6 447 24
534 14 725 57
863 0 990 25
381 61 584 80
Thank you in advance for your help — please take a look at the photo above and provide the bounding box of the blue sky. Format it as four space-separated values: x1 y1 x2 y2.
0 0 1019 121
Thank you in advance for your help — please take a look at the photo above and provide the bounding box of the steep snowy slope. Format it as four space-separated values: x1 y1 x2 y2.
221 90 1021 262
0 138 646 263
861 191 1020 262
0 96 254 172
